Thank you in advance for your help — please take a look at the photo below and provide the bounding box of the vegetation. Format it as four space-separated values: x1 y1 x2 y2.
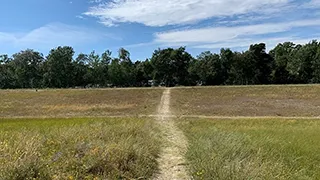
2 85 320 179
0 117 161 179
178 118 320 180
1 40 320 88
0 88 163 118
171 85 320 117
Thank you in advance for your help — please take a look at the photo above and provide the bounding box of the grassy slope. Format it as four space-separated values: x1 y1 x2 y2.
178 118 320 180
0 118 161 180
0 88 163 118
171 85 320 117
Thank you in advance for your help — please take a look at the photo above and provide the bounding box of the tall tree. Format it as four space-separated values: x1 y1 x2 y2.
10 49 44 88
43 46 74 88
73 53 90 87
248 43 274 84
228 52 254 85
108 58 124 87
194 51 220 85
134 59 154 86
151 47 192 86
0 55 15 89
219 48 234 84
118 49 135 86
118 48 130 62
270 42 296 84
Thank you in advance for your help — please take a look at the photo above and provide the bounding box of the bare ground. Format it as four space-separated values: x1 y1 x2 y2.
154 89 189 180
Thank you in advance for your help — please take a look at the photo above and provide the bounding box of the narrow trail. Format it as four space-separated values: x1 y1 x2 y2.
154 88 189 180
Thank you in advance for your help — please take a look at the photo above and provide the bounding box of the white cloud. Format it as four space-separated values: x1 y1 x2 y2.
154 19 320 45
0 23 114 50
121 18 320 51
85 0 289 27
76 15 86 19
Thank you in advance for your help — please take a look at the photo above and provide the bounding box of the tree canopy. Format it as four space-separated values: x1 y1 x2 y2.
1 40 320 89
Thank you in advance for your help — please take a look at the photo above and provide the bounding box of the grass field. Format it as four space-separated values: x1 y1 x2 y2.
178 118 320 179
171 85 320 117
0 88 163 118
0 117 161 180
2 86 320 179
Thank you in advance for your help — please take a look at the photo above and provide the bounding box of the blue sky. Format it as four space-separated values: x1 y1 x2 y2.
1 0 320 60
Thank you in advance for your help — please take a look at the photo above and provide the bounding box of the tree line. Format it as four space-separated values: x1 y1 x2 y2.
1 40 320 89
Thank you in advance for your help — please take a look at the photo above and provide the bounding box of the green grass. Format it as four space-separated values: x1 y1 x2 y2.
0 88 163 118
3 86 320 179
171 85 320 117
178 118 320 179
0 117 161 180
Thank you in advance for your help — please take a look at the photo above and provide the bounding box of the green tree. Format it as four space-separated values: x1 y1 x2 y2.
151 47 192 86
270 42 296 84
311 41 320 83
118 48 130 62
228 52 253 85
43 46 74 88
194 51 220 85
108 58 123 87
10 49 44 88
248 43 274 84
73 53 90 87
118 49 135 86
134 59 154 86
0 55 15 89
219 48 234 84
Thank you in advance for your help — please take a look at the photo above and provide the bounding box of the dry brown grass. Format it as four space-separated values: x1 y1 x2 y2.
0 88 163 118
0 117 161 179
171 85 320 117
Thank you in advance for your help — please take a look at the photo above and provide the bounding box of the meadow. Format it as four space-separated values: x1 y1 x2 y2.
171 85 320 117
0 88 163 118
0 88 163 179
1 85 320 179
0 117 161 179
178 118 320 179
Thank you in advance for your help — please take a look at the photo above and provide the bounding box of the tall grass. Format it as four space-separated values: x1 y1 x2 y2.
178 118 320 179
0 118 161 179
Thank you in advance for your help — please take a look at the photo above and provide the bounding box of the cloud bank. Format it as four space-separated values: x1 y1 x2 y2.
85 0 289 27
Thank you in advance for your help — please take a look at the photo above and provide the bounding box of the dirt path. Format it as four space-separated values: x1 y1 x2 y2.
154 88 189 180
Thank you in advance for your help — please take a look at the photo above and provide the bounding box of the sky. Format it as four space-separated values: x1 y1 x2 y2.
0 0 320 60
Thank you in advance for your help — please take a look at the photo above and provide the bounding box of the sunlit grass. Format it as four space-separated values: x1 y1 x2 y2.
171 85 320 117
0 118 161 179
0 88 163 118
178 118 320 179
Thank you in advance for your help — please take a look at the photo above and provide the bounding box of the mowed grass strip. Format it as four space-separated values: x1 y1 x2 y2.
171 85 320 117
178 118 320 180
0 117 161 180
0 88 163 118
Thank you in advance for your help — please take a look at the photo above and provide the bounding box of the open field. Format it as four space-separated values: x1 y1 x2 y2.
0 117 161 180
2 86 320 179
0 88 163 118
178 118 320 179
171 85 320 117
